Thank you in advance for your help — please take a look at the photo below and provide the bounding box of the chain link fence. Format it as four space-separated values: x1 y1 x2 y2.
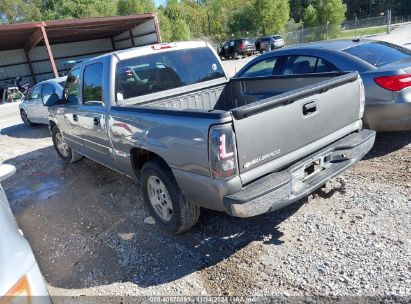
284 15 411 46
203 14 411 50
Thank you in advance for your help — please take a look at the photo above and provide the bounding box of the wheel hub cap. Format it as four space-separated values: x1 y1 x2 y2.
55 132 69 157
147 176 173 221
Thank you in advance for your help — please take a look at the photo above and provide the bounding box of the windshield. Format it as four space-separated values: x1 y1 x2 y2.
116 47 225 102
344 41 411 67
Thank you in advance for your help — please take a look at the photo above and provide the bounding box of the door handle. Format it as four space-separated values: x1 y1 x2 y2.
302 101 318 116
93 117 100 126
73 114 78 122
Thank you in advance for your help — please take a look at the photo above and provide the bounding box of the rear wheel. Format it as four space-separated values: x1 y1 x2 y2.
20 110 33 127
234 51 239 59
141 158 200 234
52 127 83 163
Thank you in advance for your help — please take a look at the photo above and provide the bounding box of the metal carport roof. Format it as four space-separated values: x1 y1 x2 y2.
0 14 160 84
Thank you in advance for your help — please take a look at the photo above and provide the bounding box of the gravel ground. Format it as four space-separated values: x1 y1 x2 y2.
0 25 410 302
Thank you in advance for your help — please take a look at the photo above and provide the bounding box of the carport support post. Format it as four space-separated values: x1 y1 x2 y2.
40 25 58 78
24 49 36 83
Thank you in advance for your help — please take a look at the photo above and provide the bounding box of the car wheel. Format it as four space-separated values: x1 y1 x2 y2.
20 110 34 127
141 157 200 234
234 51 239 59
51 127 83 163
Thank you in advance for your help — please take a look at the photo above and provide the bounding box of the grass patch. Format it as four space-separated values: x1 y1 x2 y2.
336 26 387 39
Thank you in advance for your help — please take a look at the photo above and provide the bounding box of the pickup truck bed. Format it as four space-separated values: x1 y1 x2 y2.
47 42 375 233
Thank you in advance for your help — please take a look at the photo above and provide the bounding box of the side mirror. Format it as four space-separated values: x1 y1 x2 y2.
42 93 60 106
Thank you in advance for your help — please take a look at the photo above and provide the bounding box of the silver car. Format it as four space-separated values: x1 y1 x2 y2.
0 164 51 302
19 77 66 126
236 39 411 132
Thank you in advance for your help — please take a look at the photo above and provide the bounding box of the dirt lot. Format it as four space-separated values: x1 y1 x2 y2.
1 97 410 303
1 26 411 302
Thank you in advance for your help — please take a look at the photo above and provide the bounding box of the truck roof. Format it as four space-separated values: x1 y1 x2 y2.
70 41 212 70
114 41 209 61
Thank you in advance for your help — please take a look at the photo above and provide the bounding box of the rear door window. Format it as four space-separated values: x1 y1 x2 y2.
116 47 225 102
281 55 339 75
282 56 317 75
83 63 103 105
344 41 411 67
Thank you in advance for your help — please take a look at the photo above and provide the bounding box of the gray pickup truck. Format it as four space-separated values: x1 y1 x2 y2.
45 41 376 234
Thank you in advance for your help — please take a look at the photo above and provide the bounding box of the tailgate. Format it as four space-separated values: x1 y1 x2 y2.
231 72 361 179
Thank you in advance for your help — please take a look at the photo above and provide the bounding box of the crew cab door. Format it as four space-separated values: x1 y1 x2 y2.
39 83 55 123
25 84 42 120
76 62 112 164
58 68 83 152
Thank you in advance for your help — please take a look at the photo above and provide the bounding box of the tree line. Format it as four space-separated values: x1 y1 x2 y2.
1 0 410 43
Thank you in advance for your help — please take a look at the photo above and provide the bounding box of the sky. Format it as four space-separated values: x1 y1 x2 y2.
155 0 166 7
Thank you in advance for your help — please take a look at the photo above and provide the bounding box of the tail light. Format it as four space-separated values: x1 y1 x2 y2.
209 124 237 179
374 74 411 91
239 43 243 49
359 77 365 119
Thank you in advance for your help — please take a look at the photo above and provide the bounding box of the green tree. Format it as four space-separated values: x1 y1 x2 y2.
252 0 290 35
228 5 257 34
303 0 346 26
172 18 191 40
117 0 156 15
0 0 40 23
157 11 172 42
302 4 317 26
317 0 346 25
59 0 117 18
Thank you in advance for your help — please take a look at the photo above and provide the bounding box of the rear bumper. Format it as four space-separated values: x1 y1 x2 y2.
223 129 376 217
364 103 411 132
238 48 255 55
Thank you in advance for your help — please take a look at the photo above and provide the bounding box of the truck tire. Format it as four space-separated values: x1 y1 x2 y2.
141 158 200 234
51 127 83 163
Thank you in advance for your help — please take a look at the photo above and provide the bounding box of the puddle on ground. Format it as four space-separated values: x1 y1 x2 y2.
9 179 62 208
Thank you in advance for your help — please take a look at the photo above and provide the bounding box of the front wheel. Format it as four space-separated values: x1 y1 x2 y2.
51 127 83 163
141 158 200 234
20 110 34 127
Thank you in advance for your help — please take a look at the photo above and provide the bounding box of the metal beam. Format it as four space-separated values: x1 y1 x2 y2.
24 49 36 83
153 13 162 43
24 28 43 52
40 25 58 78
129 29 136 47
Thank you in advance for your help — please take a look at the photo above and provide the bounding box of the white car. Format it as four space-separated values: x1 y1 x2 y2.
19 77 66 126
0 164 51 302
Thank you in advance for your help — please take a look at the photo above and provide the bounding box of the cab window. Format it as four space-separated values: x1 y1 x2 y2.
83 63 103 105
64 68 80 104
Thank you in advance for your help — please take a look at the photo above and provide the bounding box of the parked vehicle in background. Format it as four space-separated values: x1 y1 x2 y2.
0 164 51 302
1 87 24 103
45 41 375 234
256 35 285 53
219 38 256 59
236 39 411 132
19 76 66 127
